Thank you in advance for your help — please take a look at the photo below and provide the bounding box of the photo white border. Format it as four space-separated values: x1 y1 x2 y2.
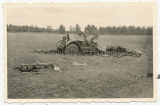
1 0 160 104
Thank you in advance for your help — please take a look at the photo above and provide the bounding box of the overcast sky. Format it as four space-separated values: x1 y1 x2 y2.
7 4 153 31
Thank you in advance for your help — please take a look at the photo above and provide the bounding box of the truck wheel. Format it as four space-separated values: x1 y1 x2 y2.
65 44 79 54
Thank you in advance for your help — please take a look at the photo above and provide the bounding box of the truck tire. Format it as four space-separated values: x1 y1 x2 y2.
65 44 79 54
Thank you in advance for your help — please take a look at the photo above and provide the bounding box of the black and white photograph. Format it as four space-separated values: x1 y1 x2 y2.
3 3 157 102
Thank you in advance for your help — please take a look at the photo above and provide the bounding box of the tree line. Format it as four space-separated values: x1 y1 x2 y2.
7 24 55 33
7 24 153 35
84 25 153 35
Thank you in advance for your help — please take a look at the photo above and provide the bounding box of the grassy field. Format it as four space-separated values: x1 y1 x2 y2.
7 32 153 98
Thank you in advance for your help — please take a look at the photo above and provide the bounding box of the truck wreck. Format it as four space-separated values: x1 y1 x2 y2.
56 31 99 53
31 31 142 57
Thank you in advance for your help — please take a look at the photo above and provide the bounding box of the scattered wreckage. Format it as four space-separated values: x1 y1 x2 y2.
31 48 142 57
55 31 142 57
15 32 143 73
31 31 142 57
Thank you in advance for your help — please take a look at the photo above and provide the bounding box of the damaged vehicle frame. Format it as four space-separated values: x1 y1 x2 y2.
56 31 99 54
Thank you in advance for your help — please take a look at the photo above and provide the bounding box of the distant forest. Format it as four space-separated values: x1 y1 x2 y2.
7 24 153 35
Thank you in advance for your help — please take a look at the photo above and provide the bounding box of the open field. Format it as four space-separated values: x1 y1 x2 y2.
7 33 153 98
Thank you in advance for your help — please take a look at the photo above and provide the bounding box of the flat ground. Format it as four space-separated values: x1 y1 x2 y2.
7 33 153 98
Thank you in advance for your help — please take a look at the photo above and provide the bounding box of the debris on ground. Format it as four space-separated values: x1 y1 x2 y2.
13 62 61 72
30 32 142 58
31 45 142 58
73 61 87 66
105 46 142 57
54 66 61 72
30 49 58 54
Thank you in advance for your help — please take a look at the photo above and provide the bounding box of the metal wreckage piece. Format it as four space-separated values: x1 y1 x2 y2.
31 47 142 57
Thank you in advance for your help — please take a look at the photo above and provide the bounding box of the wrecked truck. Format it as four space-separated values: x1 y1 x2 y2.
56 31 100 53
